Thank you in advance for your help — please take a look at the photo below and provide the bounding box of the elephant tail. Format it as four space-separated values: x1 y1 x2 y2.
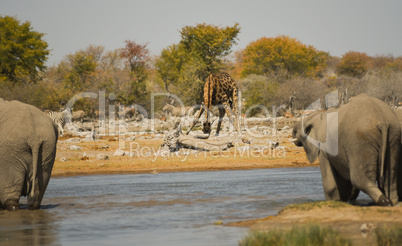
379 124 390 197
28 141 41 209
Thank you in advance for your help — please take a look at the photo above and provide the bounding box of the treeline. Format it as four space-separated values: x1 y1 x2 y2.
1 16 401 117
241 54 402 115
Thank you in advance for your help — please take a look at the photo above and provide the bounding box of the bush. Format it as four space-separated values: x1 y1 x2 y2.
240 72 331 116
336 52 370 78
0 80 67 110
240 74 279 116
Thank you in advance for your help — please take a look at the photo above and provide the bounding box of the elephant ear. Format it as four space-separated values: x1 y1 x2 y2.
302 121 320 163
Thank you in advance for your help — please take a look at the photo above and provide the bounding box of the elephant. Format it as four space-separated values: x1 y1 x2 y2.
394 109 402 130
0 99 58 210
292 94 401 206
393 109 402 199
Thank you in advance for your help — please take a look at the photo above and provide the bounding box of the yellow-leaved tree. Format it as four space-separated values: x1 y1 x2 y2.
336 51 371 78
240 36 328 78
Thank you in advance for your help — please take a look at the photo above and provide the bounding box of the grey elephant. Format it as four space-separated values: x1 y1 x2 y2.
292 94 401 206
394 109 402 130
0 99 58 210
393 109 402 199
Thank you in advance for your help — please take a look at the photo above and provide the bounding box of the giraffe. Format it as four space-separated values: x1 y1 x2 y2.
185 72 250 143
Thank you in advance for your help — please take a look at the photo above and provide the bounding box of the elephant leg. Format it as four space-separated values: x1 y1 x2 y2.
0 174 23 211
382 168 398 205
349 187 360 201
332 169 359 201
4 199 20 211
350 158 392 206
352 177 390 206
398 145 402 202
319 155 341 201
398 143 402 201
28 144 56 210
384 142 400 204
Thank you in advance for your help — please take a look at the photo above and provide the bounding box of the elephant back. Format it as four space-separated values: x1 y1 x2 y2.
0 99 58 144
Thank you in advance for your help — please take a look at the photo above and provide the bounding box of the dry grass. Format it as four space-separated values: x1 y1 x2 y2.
231 201 402 246
239 225 352 246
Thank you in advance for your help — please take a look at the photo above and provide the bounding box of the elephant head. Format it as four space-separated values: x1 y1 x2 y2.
292 111 339 163
292 112 324 163
291 94 401 206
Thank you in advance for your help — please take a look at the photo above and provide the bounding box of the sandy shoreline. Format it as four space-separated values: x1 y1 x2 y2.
52 132 316 177
228 201 402 245
51 161 318 177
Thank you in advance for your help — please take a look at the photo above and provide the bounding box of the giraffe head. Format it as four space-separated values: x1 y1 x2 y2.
202 121 212 134
202 119 215 134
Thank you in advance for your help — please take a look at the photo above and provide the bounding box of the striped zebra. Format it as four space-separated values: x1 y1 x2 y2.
45 108 72 136
162 104 195 117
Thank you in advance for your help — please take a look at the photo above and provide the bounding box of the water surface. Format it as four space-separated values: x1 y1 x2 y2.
1 167 340 245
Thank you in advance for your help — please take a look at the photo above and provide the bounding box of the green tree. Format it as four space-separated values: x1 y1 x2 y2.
180 23 240 80
241 36 328 78
156 23 240 104
119 40 150 107
0 16 49 83
58 50 97 92
336 51 371 78
50 45 130 114
155 43 186 93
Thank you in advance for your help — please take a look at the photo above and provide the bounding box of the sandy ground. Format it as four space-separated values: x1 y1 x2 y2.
53 130 315 177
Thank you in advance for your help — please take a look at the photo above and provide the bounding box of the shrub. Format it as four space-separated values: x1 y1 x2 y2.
336 52 370 78
240 74 279 116
0 80 67 110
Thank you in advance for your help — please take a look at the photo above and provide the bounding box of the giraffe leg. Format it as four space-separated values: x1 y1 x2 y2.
222 101 240 134
185 106 204 135
215 107 226 136
202 106 213 134
222 101 250 144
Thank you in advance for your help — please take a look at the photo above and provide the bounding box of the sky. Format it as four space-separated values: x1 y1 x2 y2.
2 0 402 66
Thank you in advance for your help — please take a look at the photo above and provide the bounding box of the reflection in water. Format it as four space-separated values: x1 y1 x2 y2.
0 209 61 246
0 167 366 245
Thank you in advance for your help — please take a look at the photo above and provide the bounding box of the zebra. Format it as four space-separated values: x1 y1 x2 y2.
45 108 72 136
162 103 195 117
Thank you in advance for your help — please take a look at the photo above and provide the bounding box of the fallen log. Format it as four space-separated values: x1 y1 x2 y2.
160 121 233 152
177 135 233 151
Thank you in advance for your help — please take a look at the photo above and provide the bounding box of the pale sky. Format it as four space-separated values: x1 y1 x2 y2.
2 0 402 66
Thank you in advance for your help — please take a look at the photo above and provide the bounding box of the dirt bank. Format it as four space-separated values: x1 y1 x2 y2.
227 201 402 245
53 132 316 177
